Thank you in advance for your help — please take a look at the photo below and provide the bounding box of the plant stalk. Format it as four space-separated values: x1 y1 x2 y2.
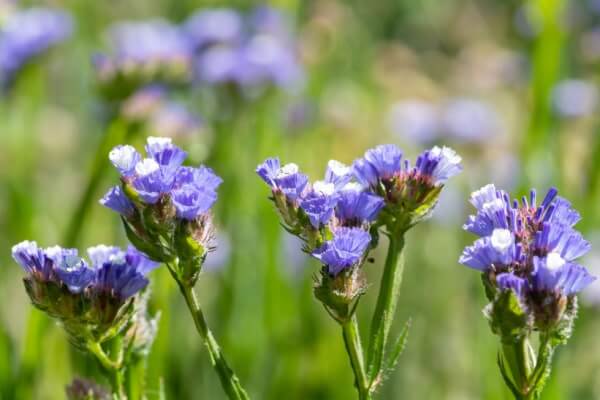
168 262 249 400
87 341 125 399
367 230 405 386
342 314 371 400
502 338 534 400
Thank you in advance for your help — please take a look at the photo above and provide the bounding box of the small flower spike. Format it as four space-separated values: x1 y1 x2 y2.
459 185 596 398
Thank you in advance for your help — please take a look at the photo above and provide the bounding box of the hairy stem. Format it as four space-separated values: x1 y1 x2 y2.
367 231 405 386
342 315 371 400
87 341 125 399
168 262 249 400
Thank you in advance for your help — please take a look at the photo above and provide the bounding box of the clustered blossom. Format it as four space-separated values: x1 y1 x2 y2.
257 157 383 276
185 6 304 92
11 241 156 332
94 6 303 99
459 184 596 331
258 144 462 320
102 136 221 221
352 144 462 228
93 19 194 97
101 137 221 285
257 144 462 276
0 6 72 89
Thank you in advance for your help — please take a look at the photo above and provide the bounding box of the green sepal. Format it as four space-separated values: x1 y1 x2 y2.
314 267 366 323
485 289 529 341
121 217 170 262
173 221 207 287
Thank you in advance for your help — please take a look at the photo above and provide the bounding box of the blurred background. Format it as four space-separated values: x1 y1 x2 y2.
2 0 600 398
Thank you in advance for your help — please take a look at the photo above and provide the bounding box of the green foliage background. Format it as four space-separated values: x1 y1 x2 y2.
2 0 600 399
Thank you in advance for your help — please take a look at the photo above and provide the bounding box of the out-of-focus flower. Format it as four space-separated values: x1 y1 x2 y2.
66 377 110 400
387 100 440 145
0 7 72 89
185 6 304 93
552 79 598 118
120 86 203 137
94 20 193 99
441 98 501 142
386 97 502 145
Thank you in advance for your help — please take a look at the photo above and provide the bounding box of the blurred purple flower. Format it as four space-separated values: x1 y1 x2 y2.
0 7 72 88
441 98 501 142
552 79 598 118
387 100 440 144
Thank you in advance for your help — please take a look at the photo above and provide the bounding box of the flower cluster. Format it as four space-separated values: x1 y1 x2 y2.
459 184 596 337
0 6 72 89
11 241 156 343
353 144 462 230
101 136 221 285
185 6 304 92
94 6 303 100
93 19 194 99
257 144 461 319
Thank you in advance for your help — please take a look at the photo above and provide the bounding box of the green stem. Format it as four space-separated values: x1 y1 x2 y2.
169 263 249 400
502 338 534 400
87 341 125 399
366 231 405 386
342 315 371 400
63 119 130 246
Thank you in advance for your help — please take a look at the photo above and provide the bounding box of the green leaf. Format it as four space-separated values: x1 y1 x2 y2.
383 318 411 373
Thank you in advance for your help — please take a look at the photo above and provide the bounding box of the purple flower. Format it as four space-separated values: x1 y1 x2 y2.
497 273 528 300
324 160 353 189
300 181 338 228
105 137 221 221
353 144 403 187
311 227 372 276
187 6 304 92
552 79 598 118
459 228 520 271
94 19 193 91
335 188 385 226
184 8 243 48
0 7 72 88
256 158 308 202
413 146 463 185
460 184 596 333
533 255 596 296
12 242 156 299
256 157 281 186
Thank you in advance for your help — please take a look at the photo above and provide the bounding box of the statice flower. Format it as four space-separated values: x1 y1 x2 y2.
353 144 462 229
94 19 193 99
459 184 596 398
11 241 156 343
184 6 304 93
102 136 221 286
258 156 383 320
0 6 72 89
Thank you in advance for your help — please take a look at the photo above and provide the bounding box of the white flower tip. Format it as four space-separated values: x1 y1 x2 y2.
313 180 335 195
278 163 299 177
546 252 566 270
147 136 172 146
491 229 513 252
109 145 138 168
327 159 350 176
135 158 160 176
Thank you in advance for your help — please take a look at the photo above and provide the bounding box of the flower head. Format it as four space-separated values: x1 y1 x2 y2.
460 185 596 335
311 227 372 276
12 241 156 340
